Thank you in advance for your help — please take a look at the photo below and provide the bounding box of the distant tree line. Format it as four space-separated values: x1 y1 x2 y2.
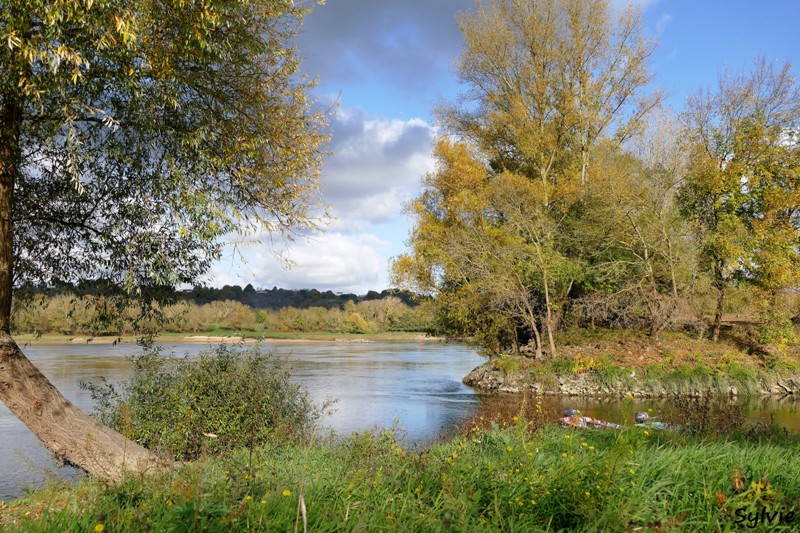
182 285 421 310
11 288 434 337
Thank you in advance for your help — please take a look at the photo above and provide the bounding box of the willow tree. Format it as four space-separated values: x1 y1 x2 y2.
680 58 800 342
0 0 325 480
398 0 658 356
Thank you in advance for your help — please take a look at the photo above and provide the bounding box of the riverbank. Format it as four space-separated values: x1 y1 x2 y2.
2 422 798 531
464 330 800 397
12 330 439 345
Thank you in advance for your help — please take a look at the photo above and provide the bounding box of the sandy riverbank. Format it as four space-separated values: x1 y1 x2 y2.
12 331 441 345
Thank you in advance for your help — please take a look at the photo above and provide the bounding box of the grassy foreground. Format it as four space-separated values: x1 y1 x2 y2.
3 421 799 532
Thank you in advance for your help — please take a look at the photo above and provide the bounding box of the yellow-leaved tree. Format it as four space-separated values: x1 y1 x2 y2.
394 0 659 357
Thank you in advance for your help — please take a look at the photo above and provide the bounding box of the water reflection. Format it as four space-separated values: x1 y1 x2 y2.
473 393 800 432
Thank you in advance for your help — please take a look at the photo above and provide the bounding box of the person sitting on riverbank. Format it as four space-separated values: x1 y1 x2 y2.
559 408 622 430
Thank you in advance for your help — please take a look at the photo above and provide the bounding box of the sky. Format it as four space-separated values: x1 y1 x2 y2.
207 0 800 294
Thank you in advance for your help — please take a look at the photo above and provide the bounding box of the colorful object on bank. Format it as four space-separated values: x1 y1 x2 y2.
635 411 671 430
558 408 622 430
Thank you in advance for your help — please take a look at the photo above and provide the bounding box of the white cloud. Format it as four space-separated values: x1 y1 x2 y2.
209 232 389 294
207 106 436 293
655 12 672 35
321 107 435 223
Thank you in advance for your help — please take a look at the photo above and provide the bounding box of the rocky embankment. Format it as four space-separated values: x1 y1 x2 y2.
463 360 800 398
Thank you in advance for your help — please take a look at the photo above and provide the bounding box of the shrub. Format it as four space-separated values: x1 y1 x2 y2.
84 344 328 461
495 354 521 374
344 312 370 334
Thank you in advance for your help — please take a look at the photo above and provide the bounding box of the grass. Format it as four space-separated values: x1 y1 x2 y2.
3 421 799 532
471 329 800 397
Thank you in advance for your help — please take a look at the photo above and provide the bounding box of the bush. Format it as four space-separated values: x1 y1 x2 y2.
84 344 328 461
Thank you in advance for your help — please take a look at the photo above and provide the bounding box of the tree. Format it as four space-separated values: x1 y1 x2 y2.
579 113 694 339
0 0 326 480
680 58 800 341
397 0 658 356
393 140 525 356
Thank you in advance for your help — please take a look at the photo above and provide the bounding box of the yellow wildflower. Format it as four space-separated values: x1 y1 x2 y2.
282 489 291 497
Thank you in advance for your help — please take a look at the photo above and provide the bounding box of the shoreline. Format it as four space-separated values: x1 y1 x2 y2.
464 361 800 397
461 331 800 398
464 356 800 398
12 331 442 346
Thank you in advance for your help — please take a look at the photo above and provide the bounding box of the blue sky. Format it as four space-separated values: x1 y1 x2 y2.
208 0 800 293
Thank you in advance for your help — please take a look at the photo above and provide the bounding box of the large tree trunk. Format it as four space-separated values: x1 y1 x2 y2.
0 333 169 482
0 94 19 334
1 95 167 482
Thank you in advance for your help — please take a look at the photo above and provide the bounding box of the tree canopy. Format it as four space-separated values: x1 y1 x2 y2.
679 58 800 342
396 1 800 357
0 0 326 480
1 0 326 332
395 0 660 356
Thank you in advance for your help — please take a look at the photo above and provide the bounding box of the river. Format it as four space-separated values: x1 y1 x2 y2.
0 340 483 500
2 341 799 500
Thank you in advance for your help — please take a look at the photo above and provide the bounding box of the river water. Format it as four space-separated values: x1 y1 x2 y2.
2 341 799 500
0 340 483 500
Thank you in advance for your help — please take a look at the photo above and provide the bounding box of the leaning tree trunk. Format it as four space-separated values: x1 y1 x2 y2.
1 95 167 482
0 333 169 482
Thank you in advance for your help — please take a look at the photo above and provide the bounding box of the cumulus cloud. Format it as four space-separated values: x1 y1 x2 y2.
207 105 437 293
321 107 435 223
209 232 389 294
299 0 474 102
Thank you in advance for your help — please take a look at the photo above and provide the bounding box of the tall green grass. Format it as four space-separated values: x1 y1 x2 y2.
4 423 799 531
